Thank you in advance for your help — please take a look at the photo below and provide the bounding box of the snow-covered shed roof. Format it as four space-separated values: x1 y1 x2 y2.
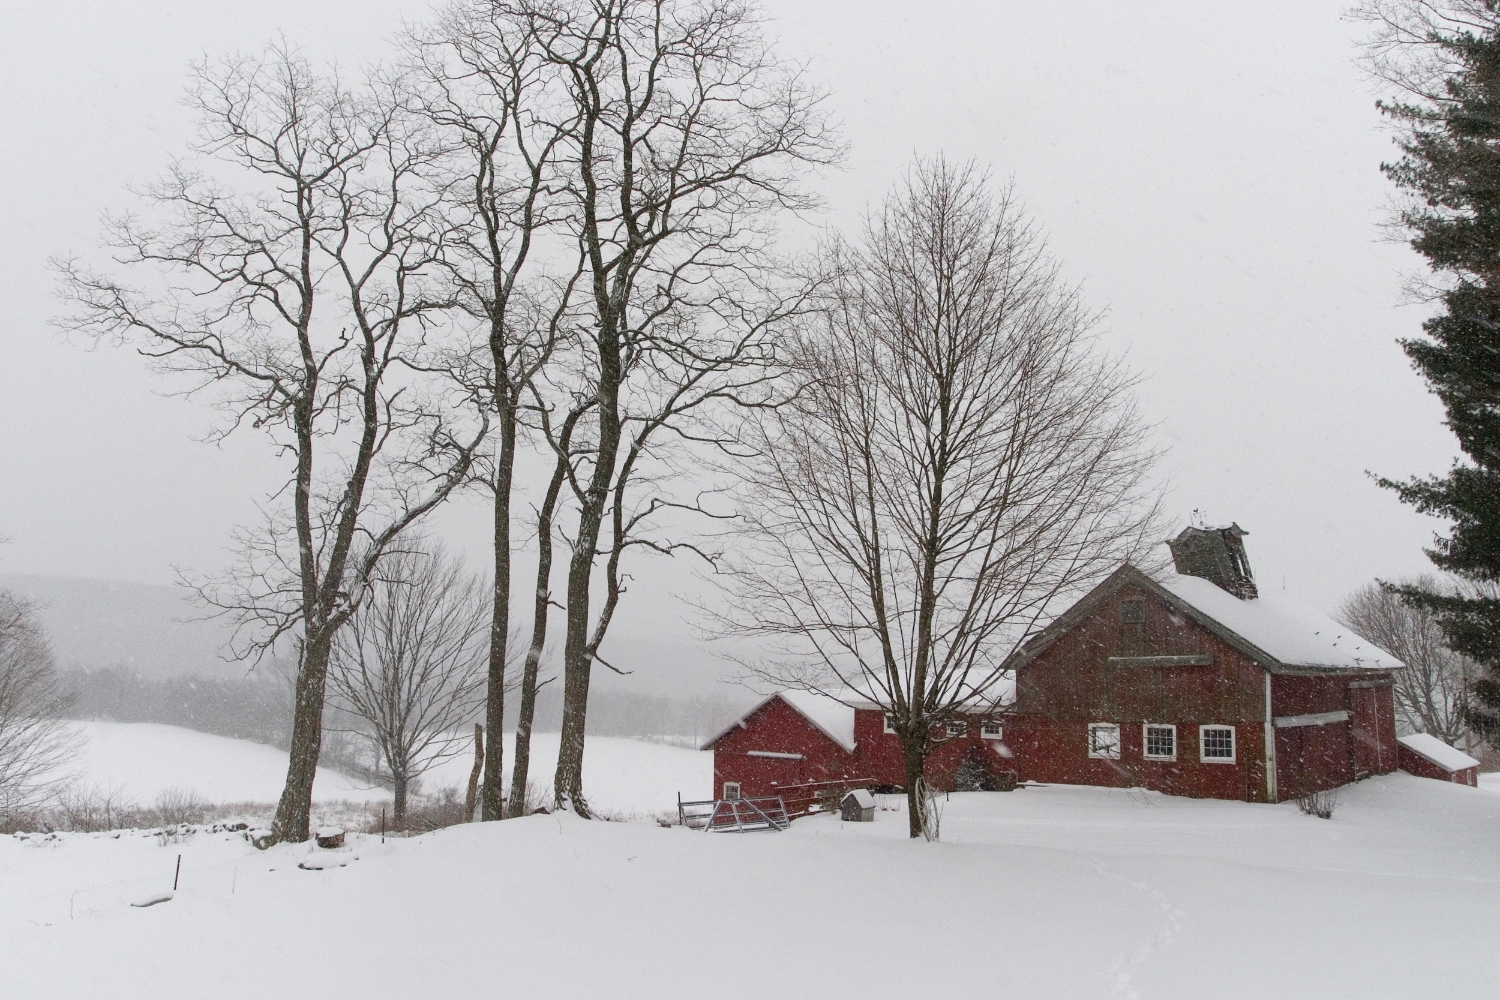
1008 564 1403 674
842 788 876 809
699 690 857 752
1398 733 1480 772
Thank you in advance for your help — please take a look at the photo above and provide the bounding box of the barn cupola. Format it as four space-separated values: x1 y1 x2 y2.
1167 523 1257 600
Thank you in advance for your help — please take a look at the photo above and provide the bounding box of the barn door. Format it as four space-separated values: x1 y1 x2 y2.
1349 687 1382 779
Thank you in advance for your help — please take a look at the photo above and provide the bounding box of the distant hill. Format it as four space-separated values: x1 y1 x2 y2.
0 573 242 677
0 572 754 698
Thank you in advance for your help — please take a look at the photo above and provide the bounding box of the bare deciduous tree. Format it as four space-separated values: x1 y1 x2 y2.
715 159 1163 838
0 590 78 821
1354 1 1500 103
1337 576 1474 747
509 390 586 817
491 0 839 816
57 47 485 843
328 543 489 827
408 8 584 820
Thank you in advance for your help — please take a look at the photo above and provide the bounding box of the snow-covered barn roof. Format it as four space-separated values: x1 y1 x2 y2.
1398 733 1479 772
1008 563 1403 674
1155 573 1403 671
699 690 857 752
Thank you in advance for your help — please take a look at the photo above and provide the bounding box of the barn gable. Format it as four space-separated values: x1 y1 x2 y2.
1007 564 1401 676
700 691 856 753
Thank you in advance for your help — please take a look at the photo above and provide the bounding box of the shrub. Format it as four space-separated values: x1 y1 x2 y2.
1296 787 1338 819
150 788 211 827
53 782 142 832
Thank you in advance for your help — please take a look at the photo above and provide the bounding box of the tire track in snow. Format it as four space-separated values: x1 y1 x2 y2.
1090 855 1184 1000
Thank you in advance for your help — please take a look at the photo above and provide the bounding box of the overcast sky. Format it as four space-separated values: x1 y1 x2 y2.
0 0 1457 649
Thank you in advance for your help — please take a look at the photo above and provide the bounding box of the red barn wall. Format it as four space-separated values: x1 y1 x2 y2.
1010 580 1272 801
851 709 904 786
850 710 1015 791
1347 682 1399 777
1269 675 1398 797
852 710 1014 791
710 697 854 798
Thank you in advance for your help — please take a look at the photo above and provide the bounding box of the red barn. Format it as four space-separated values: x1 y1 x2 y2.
1396 732 1479 787
706 525 1404 807
1003 554 1400 803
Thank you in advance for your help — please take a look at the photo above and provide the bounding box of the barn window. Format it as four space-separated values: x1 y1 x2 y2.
722 782 741 800
1087 722 1121 759
883 714 897 734
981 721 1004 739
1200 725 1235 763
945 719 968 737
1119 600 1145 624
1143 724 1176 760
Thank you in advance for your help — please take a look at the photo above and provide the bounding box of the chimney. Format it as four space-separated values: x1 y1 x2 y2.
1167 522 1257 600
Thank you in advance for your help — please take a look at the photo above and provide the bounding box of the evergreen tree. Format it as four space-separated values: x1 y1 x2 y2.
1378 17 1500 745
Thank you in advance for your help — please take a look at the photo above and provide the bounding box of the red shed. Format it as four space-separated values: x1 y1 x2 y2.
1397 733 1479 787
700 690 859 802
702 692 1014 804
1002 527 1402 803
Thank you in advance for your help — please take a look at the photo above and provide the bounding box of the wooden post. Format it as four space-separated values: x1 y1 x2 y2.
464 723 485 822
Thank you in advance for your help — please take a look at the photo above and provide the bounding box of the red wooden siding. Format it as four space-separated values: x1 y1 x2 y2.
1011 580 1275 801
710 699 1016 799
1269 676 1398 797
709 696 855 799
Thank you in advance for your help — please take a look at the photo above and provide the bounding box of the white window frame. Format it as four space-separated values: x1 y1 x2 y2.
883 714 897 734
722 781 741 800
981 721 1004 740
1199 725 1236 764
1143 723 1177 761
1087 722 1121 760
945 719 968 737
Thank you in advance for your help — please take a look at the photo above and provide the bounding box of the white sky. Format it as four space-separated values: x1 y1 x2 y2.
0 0 1457 647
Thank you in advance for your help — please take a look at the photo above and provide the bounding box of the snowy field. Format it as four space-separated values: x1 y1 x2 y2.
4 768 1496 998
60 721 713 817
66 722 387 803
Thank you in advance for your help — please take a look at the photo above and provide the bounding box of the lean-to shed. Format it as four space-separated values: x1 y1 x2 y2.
1396 733 1479 787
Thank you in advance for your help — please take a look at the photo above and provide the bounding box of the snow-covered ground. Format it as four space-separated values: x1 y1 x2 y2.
66 722 387 803
4 772 1495 998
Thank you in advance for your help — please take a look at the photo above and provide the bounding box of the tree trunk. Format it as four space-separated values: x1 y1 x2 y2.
464 723 484 822
508 422 571 819
902 735 928 840
552 303 624 816
271 633 333 843
393 770 409 829
553 463 614 816
481 412 516 820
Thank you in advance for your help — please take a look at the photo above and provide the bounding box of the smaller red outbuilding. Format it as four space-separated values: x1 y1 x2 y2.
701 690 1013 807
1396 733 1479 787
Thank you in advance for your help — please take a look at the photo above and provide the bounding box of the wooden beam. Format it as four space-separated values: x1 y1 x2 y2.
1106 654 1215 668
1273 710 1350 728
